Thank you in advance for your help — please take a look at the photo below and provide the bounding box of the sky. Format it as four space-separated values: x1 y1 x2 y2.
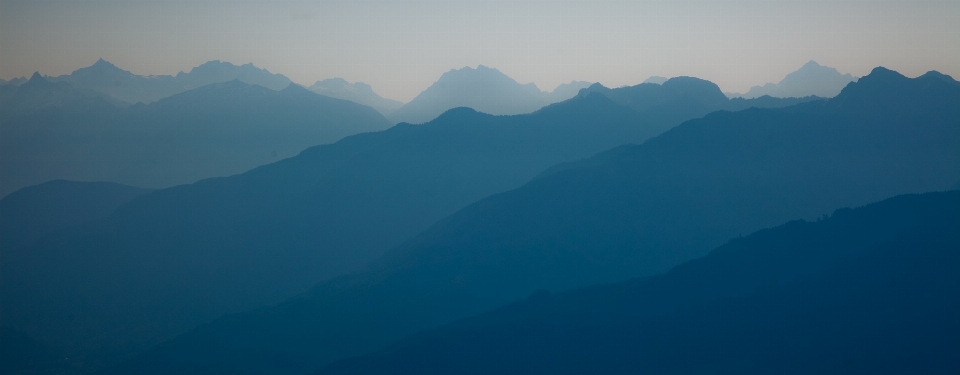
1 0 959 102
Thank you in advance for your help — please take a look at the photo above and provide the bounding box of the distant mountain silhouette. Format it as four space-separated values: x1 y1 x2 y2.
642 75 668 84
0 78 390 196
317 191 960 375
0 72 128 113
0 76 27 86
389 66 593 124
0 180 150 249
734 60 856 99
542 81 593 103
174 60 291 91
98 67 960 375
309 78 404 116
46 59 291 104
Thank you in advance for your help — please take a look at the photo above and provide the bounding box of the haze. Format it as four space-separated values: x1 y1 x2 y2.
2 0 959 102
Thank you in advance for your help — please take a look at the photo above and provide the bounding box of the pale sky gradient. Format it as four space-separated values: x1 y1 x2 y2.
2 0 959 102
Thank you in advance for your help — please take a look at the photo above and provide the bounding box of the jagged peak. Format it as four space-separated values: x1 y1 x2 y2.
443 65 506 77
93 58 114 67
28 71 44 82
88 58 124 72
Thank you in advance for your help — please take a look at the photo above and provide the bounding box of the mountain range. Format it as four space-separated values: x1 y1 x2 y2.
308 78 404 117
388 66 593 124
734 60 857 99
46 59 292 104
94 67 960 375
318 191 960 375
0 75 391 196
0 73 814 373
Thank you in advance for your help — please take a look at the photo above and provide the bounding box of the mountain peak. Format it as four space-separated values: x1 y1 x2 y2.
737 61 855 99
89 58 123 72
28 71 45 82
918 70 960 85
20 72 55 89
861 66 908 82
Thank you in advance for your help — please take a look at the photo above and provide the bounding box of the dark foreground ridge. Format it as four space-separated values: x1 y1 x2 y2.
321 191 960 374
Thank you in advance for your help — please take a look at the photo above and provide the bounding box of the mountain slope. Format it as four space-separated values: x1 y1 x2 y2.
102 67 960 375
0 327 76 375
0 180 150 249
319 191 960 375
309 78 403 116
2 89 688 372
0 80 391 196
737 60 856 99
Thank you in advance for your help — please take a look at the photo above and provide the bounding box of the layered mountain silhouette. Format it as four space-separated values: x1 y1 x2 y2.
542 81 594 103
0 72 128 113
2 73 811 373
45 59 291 104
0 76 390 196
389 66 592 124
174 60 291 92
308 78 404 116
734 60 856 99
96 67 960 375
318 191 960 375
0 85 697 371
578 76 819 127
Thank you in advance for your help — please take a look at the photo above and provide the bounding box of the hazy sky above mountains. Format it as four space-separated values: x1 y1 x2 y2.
2 0 958 101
